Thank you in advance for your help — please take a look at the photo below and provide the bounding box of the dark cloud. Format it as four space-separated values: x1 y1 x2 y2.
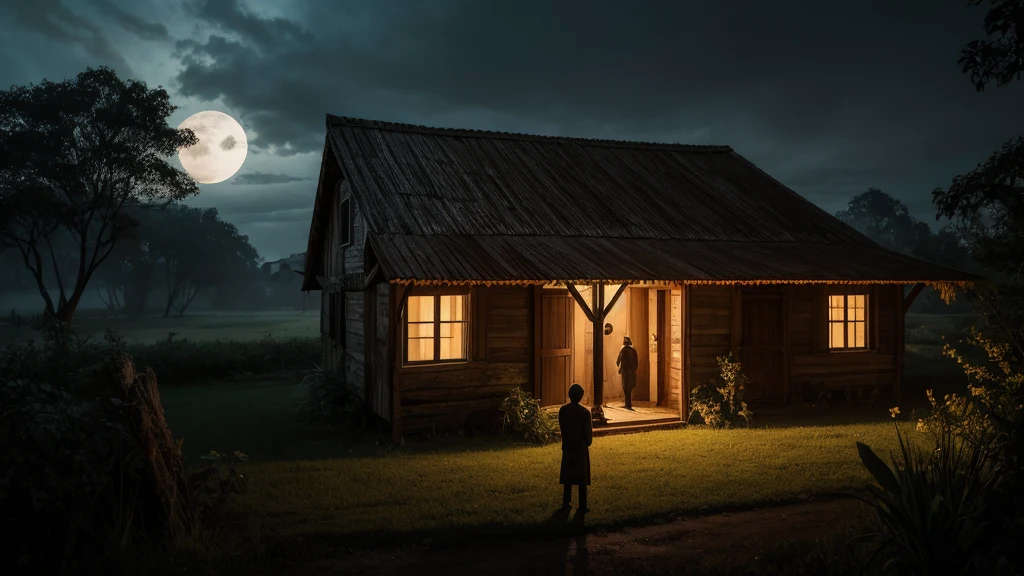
230 172 309 186
88 0 170 42
5 0 1024 259
171 0 1024 225
1 0 132 75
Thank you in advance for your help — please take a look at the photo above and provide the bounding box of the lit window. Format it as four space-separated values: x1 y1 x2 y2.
829 293 867 349
405 294 468 363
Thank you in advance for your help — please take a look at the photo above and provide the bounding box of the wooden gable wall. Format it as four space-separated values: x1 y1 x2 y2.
320 178 369 401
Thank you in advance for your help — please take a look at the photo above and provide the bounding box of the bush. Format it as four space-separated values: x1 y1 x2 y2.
0 324 320 387
0 318 255 574
688 353 753 428
131 335 320 385
297 367 361 425
498 386 558 444
856 425 1012 575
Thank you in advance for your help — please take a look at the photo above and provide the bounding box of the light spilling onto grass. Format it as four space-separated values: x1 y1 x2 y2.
229 422 910 540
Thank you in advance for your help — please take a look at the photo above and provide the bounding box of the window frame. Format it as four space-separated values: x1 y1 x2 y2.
338 197 353 248
827 288 869 351
402 290 471 366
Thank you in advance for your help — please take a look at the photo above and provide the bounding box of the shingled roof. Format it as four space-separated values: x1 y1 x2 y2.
303 115 978 288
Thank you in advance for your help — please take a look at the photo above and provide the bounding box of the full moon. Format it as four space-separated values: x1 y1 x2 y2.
177 111 248 184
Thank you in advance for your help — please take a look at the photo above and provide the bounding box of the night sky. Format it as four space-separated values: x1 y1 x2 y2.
1 0 1021 261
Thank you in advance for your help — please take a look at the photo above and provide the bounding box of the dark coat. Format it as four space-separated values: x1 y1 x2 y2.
617 345 639 391
558 402 593 486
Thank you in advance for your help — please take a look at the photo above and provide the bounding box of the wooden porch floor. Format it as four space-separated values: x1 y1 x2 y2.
546 401 684 436
600 402 680 426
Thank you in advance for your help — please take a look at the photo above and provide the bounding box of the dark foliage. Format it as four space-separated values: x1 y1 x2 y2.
687 353 753 428
297 367 362 425
0 320 257 574
959 0 1024 91
0 66 199 324
498 386 558 443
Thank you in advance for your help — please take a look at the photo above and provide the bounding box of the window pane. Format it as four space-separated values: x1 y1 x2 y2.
830 322 845 348
829 295 844 321
408 296 434 322
854 321 866 348
439 321 467 360
847 323 857 348
408 322 434 338
408 337 435 362
440 295 464 321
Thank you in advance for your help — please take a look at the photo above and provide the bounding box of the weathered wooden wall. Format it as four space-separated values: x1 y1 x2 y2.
787 284 900 397
319 178 369 402
683 282 904 411
369 282 390 419
686 285 735 391
394 286 532 434
668 288 683 409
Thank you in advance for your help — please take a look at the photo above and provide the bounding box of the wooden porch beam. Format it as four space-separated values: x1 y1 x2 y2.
603 283 629 316
565 282 595 323
362 263 381 290
903 282 926 315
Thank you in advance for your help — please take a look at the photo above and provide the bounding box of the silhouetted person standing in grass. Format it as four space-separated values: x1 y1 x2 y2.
616 336 639 410
559 383 592 512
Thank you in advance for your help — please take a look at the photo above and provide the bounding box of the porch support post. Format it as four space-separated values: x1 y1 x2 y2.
604 283 629 316
902 282 926 315
592 283 607 423
566 282 595 323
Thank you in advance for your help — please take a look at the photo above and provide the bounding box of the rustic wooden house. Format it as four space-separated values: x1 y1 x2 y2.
302 115 976 441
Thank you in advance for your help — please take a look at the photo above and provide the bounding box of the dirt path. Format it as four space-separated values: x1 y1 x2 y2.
267 497 866 575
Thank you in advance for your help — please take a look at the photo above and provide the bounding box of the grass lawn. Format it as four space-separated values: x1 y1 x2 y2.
0 309 320 345
228 421 908 545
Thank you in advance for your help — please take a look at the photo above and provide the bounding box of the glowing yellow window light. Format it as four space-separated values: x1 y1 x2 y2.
829 294 867 349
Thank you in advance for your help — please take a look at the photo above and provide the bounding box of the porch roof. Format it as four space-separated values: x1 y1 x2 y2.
303 115 981 290
369 233 978 285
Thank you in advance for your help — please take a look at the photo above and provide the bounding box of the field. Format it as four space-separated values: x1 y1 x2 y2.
0 309 979 561
0 309 320 345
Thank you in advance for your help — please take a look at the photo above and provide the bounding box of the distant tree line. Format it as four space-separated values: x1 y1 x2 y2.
0 67 311 324
834 188 981 313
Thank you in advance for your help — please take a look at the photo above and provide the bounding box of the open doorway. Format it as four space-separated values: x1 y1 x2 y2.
538 284 682 424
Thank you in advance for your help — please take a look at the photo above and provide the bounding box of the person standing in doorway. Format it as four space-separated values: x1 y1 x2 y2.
559 383 592 513
616 336 639 410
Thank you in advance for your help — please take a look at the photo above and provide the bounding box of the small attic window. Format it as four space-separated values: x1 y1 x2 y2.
339 198 352 248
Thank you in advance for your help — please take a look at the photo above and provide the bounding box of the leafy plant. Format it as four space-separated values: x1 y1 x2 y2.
191 451 249 515
297 366 361 425
498 386 557 444
856 424 1012 575
688 353 753 428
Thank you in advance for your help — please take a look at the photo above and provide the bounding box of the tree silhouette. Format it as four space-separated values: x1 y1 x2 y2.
0 67 198 323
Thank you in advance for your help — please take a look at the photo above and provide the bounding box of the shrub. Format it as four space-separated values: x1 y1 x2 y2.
0 318 253 574
688 353 753 428
297 367 361 425
131 335 320 385
0 324 320 387
498 386 558 444
856 425 1012 575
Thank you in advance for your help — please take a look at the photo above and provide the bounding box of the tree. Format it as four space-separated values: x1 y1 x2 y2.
0 67 198 324
835 188 932 255
934 1 1024 284
145 204 261 316
959 0 1024 91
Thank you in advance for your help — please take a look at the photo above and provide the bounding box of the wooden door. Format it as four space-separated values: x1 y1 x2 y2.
540 291 574 406
740 294 784 402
